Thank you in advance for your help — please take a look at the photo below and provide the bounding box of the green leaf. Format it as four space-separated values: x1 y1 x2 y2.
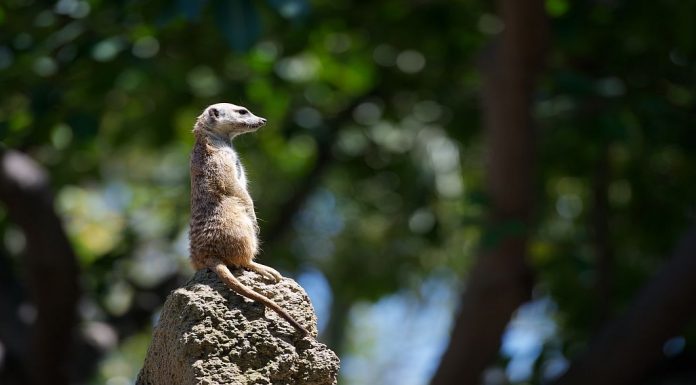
546 0 569 17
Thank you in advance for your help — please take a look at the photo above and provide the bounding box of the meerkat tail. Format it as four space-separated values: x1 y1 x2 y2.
207 259 311 337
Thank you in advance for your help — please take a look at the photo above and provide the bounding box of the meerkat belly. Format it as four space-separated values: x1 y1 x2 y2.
191 196 257 265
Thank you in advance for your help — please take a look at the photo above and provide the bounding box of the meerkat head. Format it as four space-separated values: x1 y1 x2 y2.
194 103 267 138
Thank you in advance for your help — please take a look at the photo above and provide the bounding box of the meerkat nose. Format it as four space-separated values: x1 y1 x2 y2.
260 118 267 124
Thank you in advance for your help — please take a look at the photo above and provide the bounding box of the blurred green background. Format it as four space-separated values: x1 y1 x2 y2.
1 0 696 384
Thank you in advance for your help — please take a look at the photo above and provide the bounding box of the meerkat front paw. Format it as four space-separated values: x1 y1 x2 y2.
248 262 283 282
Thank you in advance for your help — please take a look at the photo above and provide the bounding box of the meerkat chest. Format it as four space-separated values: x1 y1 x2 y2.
217 145 247 186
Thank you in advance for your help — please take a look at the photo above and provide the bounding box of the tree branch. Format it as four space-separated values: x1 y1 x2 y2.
553 225 696 385
0 149 81 385
262 91 378 249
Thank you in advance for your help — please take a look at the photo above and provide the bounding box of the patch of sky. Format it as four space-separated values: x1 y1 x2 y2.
341 271 458 385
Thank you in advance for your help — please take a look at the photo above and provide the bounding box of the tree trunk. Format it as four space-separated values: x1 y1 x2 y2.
592 145 614 326
430 2 548 384
0 150 81 385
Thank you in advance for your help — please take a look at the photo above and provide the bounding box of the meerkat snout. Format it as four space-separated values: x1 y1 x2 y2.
198 103 267 137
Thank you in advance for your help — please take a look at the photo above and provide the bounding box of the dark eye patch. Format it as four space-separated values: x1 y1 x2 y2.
237 109 248 115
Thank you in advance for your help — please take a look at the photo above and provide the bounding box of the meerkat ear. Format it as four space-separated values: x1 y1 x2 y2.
208 107 220 120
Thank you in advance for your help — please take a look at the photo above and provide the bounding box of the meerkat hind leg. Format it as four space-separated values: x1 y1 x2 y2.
247 262 283 282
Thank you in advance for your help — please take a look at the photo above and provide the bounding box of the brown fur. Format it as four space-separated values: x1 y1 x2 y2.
189 103 309 336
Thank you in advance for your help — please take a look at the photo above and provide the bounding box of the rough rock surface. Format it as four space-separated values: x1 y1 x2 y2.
136 269 339 385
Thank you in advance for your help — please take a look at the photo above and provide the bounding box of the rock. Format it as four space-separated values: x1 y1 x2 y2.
136 269 339 385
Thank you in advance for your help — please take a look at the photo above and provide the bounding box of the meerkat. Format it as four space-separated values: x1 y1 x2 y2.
189 102 310 336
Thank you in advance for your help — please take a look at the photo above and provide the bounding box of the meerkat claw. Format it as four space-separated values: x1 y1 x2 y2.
249 262 283 282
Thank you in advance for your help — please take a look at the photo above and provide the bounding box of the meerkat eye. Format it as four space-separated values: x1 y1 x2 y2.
237 109 248 115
